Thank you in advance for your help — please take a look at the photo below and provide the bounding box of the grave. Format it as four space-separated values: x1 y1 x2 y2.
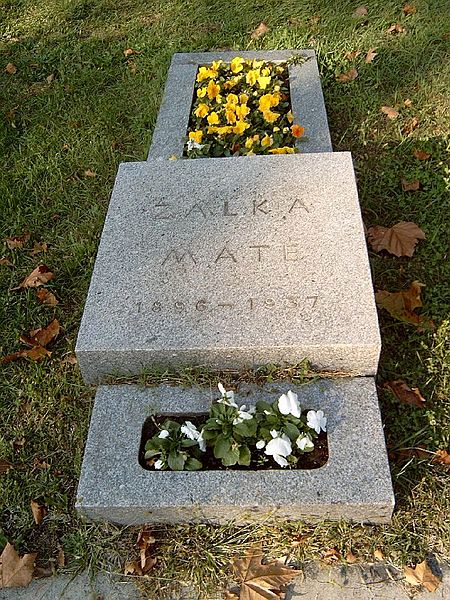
75 50 394 524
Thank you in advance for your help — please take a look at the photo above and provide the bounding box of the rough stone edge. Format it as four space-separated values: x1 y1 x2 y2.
76 378 394 525
147 49 332 159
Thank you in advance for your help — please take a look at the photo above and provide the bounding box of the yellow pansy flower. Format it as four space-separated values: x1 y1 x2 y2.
233 120 250 135
212 60 222 70
224 78 239 90
257 76 271 89
226 93 238 106
246 69 260 86
286 110 294 124
197 86 207 98
261 67 271 76
207 112 220 125
189 130 203 144
262 109 279 123
197 66 217 82
261 134 273 147
273 126 280 132
207 80 221 100
258 93 279 112
225 108 237 124
235 104 250 120
194 103 210 118
268 146 295 154
245 136 254 149
252 134 260 142
230 57 244 73
239 93 249 104
246 150 255 156
252 59 264 69
217 125 233 135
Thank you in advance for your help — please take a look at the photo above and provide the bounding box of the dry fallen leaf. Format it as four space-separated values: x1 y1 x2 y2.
344 50 361 60
353 6 368 16
403 560 441 592
401 179 420 192
381 105 399 119
0 543 36 588
432 449 450 466
84 169 96 178
5 63 17 74
26 319 60 348
30 242 48 256
375 281 433 329
389 446 429 464
374 549 385 561
232 544 300 600
30 500 47 526
13 264 54 290
36 289 58 307
1 346 51 365
387 23 406 34
403 4 417 14
384 380 426 408
365 47 378 63
413 148 431 160
137 528 156 571
251 22 269 39
5 233 30 249
322 548 341 564
62 353 77 365
57 548 65 568
0 257 14 267
124 556 156 576
404 98 412 107
336 68 358 83
123 48 138 57
367 221 425 257
345 550 358 564
402 117 419 135
0 459 13 475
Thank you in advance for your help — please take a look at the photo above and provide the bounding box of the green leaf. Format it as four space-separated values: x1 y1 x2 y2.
222 447 240 466
168 451 186 471
144 448 160 459
234 419 257 438
185 457 203 471
238 445 251 466
201 427 218 439
214 435 231 459
256 400 272 413
284 422 300 440
181 439 198 448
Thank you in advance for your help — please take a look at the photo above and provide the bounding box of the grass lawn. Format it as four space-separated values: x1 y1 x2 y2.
1 0 449 597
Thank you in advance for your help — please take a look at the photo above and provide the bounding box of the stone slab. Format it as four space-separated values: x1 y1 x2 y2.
76 378 395 524
148 50 332 159
75 153 380 383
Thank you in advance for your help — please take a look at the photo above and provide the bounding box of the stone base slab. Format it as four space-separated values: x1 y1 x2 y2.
76 379 394 525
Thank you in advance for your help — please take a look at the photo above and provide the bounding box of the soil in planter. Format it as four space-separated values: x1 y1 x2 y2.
139 414 328 471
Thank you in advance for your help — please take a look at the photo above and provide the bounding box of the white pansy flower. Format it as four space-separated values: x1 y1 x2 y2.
233 405 254 425
158 429 170 439
217 383 238 407
197 429 206 452
306 410 327 434
181 421 200 440
278 390 301 418
154 459 164 470
256 440 266 449
186 139 204 151
296 435 315 451
264 430 292 467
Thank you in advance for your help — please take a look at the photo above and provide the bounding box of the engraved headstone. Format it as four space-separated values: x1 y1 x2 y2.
76 153 380 383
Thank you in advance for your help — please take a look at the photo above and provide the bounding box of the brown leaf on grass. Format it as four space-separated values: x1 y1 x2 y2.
62 353 77 365
123 48 138 57
374 549 385 561
30 242 48 256
30 500 47 525
36 289 58 307
384 380 426 407
57 548 65 568
84 169 96 177
432 449 450 466
33 565 53 579
0 543 36 588
127 60 137 73
367 221 425 257
381 105 399 119
345 550 358 563
404 98 412 107
124 556 156 576
5 233 30 249
375 281 433 329
232 544 300 600
336 68 358 82
403 560 441 592
402 117 419 135
137 528 156 571
388 446 429 464
26 319 60 348
322 548 341 564
413 148 431 160
251 22 269 39
401 179 420 191
387 23 406 34
344 50 361 60
5 63 17 74
13 264 54 290
0 459 13 475
365 48 378 63
0 257 14 267
1 346 51 365
403 4 417 14
353 6 368 16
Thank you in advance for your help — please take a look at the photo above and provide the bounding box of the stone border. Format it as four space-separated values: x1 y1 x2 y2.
76 378 394 524
147 50 333 159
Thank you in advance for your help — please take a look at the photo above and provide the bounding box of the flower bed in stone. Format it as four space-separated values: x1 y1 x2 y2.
141 384 327 471
185 57 305 158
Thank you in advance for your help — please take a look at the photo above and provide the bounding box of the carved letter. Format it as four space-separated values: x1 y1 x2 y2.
250 244 270 262
162 249 197 266
284 244 299 261
154 202 174 219
253 198 270 215
215 245 237 263
223 200 237 216
288 198 309 213
185 202 209 218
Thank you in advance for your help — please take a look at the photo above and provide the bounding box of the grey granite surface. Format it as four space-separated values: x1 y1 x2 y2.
76 378 394 524
147 49 332 159
76 153 380 383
